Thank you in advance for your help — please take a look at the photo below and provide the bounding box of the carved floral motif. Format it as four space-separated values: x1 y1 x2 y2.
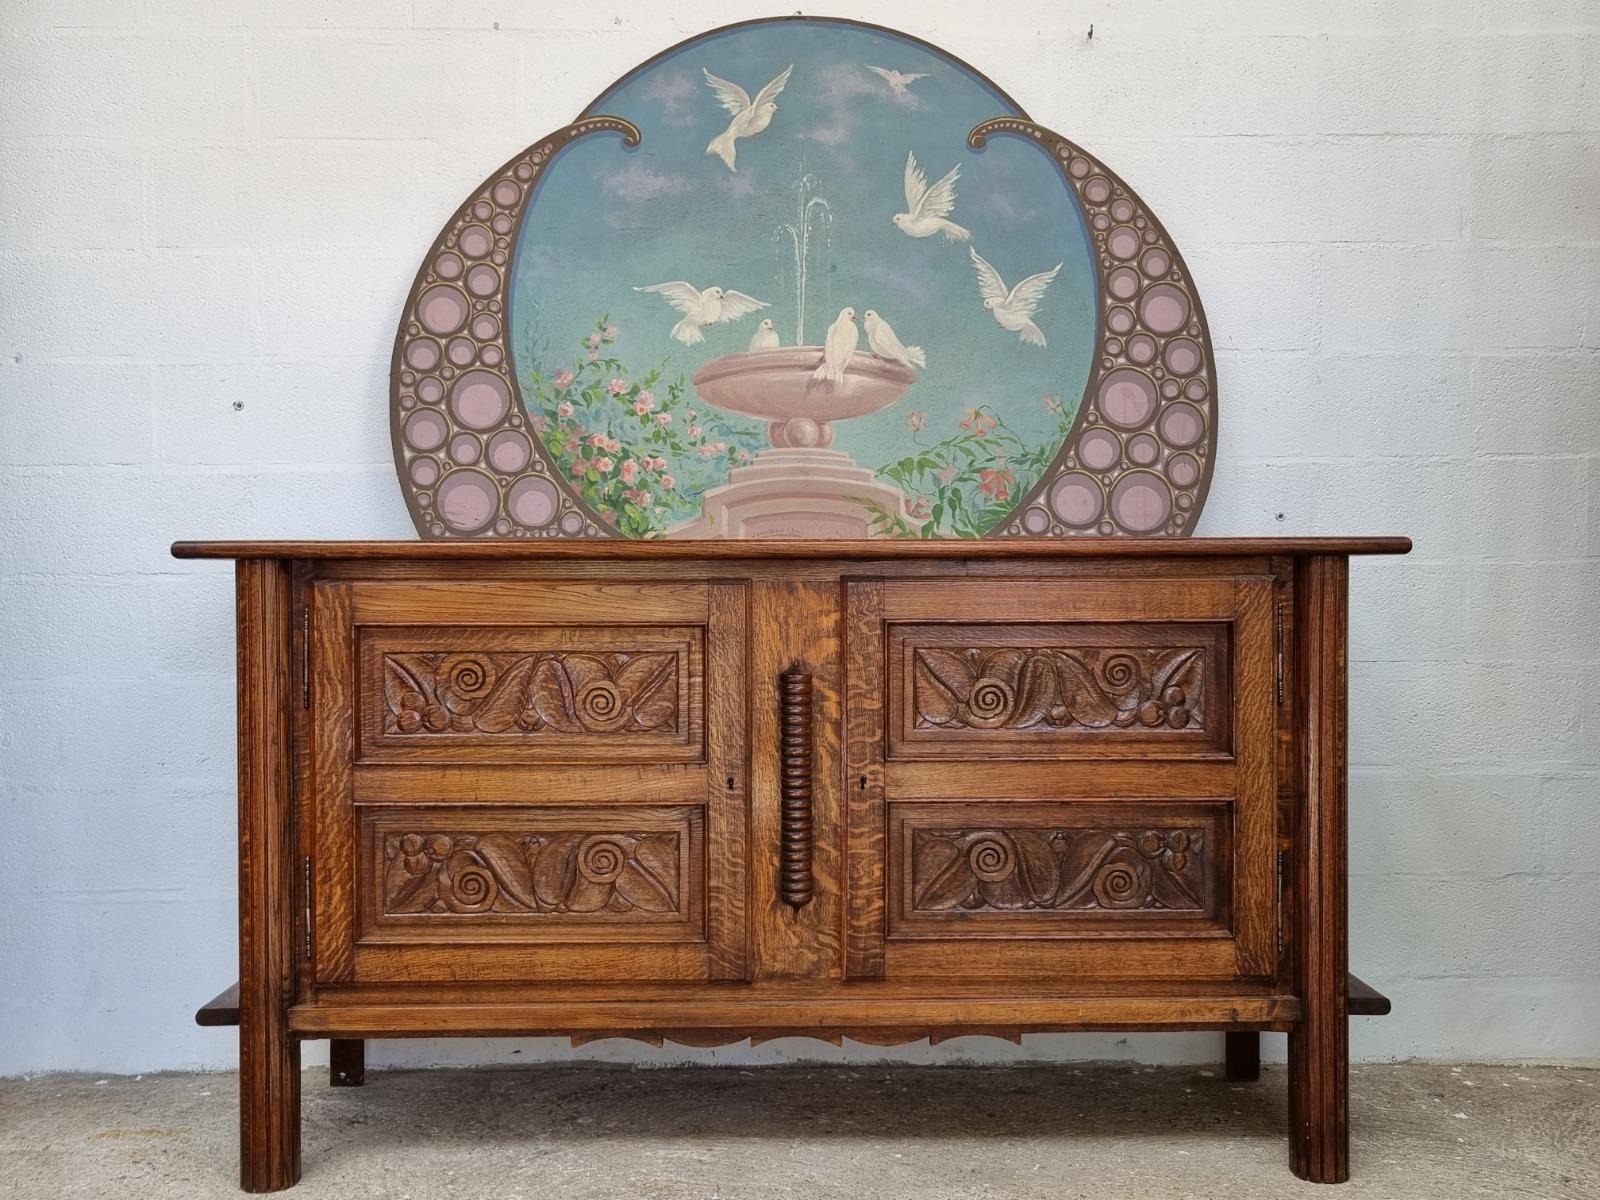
911 645 1205 733
382 830 681 916
910 826 1206 913
382 650 679 736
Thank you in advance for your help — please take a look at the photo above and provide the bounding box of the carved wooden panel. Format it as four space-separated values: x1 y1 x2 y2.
888 622 1230 759
888 802 1228 938
358 626 703 763
360 806 702 943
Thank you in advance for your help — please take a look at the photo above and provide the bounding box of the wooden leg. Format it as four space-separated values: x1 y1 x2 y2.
1225 1031 1261 1081
330 1039 365 1087
1288 556 1350 1184
237 560 302 1192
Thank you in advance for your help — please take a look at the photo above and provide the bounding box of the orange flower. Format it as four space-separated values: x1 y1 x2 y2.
978 467 1014 501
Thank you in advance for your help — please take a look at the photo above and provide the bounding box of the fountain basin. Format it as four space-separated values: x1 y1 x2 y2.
692 347 915 424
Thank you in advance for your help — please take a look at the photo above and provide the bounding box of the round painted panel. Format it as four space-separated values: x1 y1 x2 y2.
391 17 1216 539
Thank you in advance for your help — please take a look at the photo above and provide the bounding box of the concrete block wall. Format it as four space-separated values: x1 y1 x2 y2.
1 0 1595 1073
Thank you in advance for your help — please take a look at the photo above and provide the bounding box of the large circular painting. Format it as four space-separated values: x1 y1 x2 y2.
391 17 1216 539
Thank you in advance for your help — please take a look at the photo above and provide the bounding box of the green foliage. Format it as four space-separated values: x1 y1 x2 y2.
525 315 766 538
874 396 1076 538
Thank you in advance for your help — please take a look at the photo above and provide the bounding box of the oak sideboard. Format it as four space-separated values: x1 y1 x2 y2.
172 536 1409 1191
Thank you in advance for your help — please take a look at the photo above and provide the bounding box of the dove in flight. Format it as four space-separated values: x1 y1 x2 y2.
863 309 925 370
748 318 780 352
703 63 793 172
866 65 928 96
968 248 1062 348
811 306 859 386
634 281 769 345
893 151 970 242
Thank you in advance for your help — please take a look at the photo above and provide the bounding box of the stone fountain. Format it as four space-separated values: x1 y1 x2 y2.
674 347 922 539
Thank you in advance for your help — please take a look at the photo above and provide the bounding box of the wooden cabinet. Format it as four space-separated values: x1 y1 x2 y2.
175 538 1409 1192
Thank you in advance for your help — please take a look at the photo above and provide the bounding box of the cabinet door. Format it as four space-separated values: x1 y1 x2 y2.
844 575 1277 983
308 579 749 985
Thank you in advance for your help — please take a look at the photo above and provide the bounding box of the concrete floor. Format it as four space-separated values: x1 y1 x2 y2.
0 1062 1595 1199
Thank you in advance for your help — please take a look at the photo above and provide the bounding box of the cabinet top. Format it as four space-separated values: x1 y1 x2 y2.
171 536 1410 561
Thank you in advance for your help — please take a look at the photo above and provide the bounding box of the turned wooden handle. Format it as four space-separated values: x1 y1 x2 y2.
778 663 814 908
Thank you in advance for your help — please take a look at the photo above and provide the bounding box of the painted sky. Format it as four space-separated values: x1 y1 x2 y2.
509 18 1097 471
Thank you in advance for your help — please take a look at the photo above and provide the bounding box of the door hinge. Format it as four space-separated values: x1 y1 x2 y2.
302 856 313 962
300 603 311 709
1275 849 1287 958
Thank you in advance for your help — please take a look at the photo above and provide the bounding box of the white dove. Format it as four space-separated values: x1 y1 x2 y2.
703 63 793 172
866 65 928 96
811 306 859 386
968 247 1062 348
893 151 970 242
863 309 925 370
634 281 769 345
748 318 780 352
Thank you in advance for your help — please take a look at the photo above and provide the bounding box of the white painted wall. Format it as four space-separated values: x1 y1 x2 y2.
2 0 1596 1075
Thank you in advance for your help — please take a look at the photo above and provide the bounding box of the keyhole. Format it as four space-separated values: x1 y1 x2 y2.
859 775 867 791
726 775 736 791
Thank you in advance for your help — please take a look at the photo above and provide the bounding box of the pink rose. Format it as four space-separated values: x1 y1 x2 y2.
711 441 726 453
607 377 627 396
620 459 639 483
737 449 751 462
606 437 621 453
636 390 654 407
688 425 702 439
698 445 714 458
655 412 671 427
660 473 675 490
587 332 602 349
556 401 573 418
552 369 574 390
594 456 614 472
685 409 696 422
633 401 652 416
588 433 609 448
634 491 651 508
604 325 618 339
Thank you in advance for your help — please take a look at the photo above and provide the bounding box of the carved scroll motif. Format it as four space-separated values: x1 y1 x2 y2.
911 826 1206 914
912 645 1205 733
383 650 679 736
382 831 681 916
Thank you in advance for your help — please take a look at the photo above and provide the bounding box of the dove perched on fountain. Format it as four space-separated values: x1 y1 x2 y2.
634 281 769 345
968 248 1062 347
748 318 780 352
811 306 859 386
893 151 970 242
863 309 925 370
703 63 793 172
866 65 928 97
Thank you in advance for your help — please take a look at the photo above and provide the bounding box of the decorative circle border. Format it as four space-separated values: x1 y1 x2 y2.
968 118 1217 538
389 26 1216 540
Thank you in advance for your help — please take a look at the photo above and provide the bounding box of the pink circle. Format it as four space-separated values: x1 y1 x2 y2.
1108 268 1140 300
1168 453 1200 487
1079 427 1121 471
458 224 492 258
481 345 504 367
405 338 441 370
559 511 584 535
1126 334 1156 364
470 313 500 340
417 285 468 335
446 337 476 366
492 180 522 208
491 213 513 234
465 264 499 297
434 252 463 279
1107 307 1135 334
1141 248 1171 277
1107 226 1140 260
487 430 532 473
1185 377 1209 400
449 433 481 464
409 456 440 486
1139 284 1190 334
1050 473 1104 527
1128 433 1160 465
1068 158 1089 179
1110 198 1135 222
404 409 447 452
507 475 558 527
435 469 498 532
417 377 444 404
1098 369 1158 430
449 370 511 430
1159 402 1205 447
1021 505 1050 534
1111 472 1172 532
1164 337 1202 375
1084 177 1111 204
